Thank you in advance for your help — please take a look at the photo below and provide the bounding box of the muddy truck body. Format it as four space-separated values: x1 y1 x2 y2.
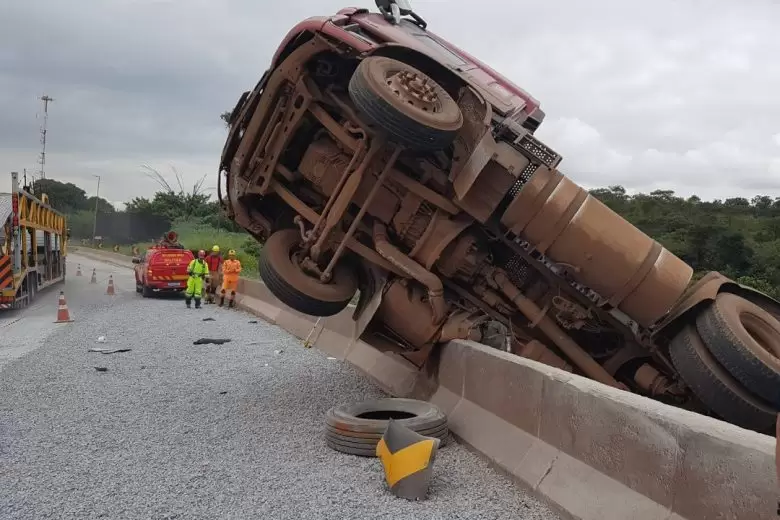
219 1 780 433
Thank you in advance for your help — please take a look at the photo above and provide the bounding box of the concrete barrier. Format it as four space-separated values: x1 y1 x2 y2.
230 274 778 519
427 341 776 520
72 246 778 520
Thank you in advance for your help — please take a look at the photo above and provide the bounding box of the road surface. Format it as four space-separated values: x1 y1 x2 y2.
0 252 560 520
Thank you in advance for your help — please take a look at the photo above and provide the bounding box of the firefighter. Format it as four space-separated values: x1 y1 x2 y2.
185 249 209 309
204 245 223 304
219 249 242 308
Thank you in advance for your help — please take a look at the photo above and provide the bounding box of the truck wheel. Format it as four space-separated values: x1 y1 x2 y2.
259 229 357 317
141 284 153 298
324 398 449 457
348 56 463 151
696 292 780 408
669 325 776 432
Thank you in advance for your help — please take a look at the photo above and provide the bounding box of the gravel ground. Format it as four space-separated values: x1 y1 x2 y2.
0 253 561 520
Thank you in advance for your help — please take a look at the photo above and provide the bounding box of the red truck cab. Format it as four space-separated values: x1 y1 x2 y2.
132 232 194 297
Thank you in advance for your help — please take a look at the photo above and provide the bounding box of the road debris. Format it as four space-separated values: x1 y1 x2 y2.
192 338 232 345
202 317 216 322
88 348 132 354
94 367 108 372
248 320 258 324
274 349 283 355
324 398 448 457
97 336 106 343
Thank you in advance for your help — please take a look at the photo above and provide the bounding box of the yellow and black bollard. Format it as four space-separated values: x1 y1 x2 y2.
376 419 440 500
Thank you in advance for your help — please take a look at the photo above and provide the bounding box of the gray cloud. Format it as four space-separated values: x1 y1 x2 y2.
1 0 779 204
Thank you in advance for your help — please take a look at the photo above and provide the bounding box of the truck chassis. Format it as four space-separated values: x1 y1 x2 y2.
219 3 780 434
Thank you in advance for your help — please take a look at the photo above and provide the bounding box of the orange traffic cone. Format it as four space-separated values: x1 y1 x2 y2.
90 269 97 284
76 264 82 276
55 291 74 323
106 275 115 296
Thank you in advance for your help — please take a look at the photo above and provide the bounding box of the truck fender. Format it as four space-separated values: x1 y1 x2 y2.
652 271 780 339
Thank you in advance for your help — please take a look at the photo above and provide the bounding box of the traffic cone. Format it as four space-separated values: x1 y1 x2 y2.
106 275 115 296
54 291 74 323
90 269 97 284
76 264 82 276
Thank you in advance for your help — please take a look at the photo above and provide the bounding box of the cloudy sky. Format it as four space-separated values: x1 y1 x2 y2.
1 0 779 207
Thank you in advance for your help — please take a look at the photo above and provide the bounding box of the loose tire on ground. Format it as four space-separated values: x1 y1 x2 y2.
348 56 463 151
696 293 780 408
259 229 357 317
669 325 776 432
324 398 449 457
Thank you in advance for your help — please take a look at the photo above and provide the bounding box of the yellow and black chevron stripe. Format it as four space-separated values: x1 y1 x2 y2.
0 255 12 291
150 274 188 281
376 419 440 500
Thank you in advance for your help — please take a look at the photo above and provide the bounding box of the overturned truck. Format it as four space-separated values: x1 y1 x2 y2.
219 1 780 433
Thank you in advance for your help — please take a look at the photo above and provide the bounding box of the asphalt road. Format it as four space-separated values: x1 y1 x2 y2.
0 252 561 520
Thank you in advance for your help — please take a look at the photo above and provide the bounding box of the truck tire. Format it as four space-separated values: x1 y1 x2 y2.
259 229 357 317
141 284 153 298
348 56 463 151
324 398 449 457
669 325 776 433
696 292 780 408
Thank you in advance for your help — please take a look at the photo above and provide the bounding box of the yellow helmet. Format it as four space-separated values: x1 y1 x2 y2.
228 249 236 256
211 245 220 252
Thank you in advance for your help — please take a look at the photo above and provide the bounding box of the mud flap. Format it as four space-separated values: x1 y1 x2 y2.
351 264 388 342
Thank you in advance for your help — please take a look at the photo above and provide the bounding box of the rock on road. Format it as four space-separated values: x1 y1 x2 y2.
0 252 560 520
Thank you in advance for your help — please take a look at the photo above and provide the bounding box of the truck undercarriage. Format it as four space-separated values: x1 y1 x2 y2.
219 5 780 434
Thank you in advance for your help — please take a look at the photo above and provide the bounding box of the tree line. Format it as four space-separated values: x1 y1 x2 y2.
590 186 780 298
32 167 241 242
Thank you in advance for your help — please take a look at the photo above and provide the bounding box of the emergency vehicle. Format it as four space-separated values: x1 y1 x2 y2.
132 231 194 297
0 171 68 310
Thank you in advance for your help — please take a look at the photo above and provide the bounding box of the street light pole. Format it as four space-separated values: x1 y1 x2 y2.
92 175 101 241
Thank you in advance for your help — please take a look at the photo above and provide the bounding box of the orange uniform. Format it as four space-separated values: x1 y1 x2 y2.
219 254 242 308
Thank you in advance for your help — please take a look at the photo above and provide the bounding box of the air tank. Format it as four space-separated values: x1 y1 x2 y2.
500 166 693 328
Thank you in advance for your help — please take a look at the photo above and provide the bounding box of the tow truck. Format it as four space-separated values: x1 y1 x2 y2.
0 171 69 310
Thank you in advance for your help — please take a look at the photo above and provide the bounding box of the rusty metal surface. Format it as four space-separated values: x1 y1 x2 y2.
215 3 780 430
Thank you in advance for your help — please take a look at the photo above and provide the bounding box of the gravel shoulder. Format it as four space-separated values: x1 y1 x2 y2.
0 254 560 520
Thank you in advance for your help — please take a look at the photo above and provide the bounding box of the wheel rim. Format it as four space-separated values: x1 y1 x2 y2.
741 312 780 358
386 69 442 114
360 57 462 132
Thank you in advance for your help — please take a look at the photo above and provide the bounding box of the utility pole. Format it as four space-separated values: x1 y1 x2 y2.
38 95 54 180
92 175 101 241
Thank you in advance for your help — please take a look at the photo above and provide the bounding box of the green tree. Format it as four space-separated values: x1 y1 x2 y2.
32 179 90 212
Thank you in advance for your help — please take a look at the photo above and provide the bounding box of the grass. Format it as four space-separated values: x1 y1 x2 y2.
74 222 261 279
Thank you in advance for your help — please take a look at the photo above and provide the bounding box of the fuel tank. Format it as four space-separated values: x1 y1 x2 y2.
500 166 692 328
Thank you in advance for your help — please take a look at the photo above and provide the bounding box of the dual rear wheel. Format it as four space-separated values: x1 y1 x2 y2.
670 293 780 432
